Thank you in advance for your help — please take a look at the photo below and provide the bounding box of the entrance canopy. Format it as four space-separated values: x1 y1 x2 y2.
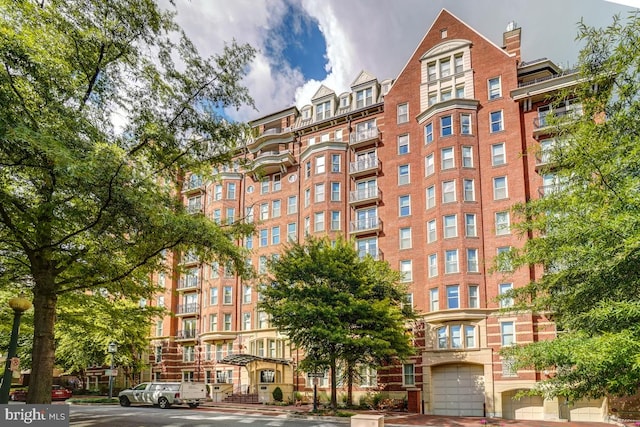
220 353 290 366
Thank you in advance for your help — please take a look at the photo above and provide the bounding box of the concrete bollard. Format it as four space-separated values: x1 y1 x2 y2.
350 413 384 427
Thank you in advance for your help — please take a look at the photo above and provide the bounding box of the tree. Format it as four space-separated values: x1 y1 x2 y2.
259 237 415 409
502 11 640 402
0 0 255 403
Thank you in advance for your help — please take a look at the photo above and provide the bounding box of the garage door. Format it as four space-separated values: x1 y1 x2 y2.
432 364 485 416
569 399 604 422
502 390 544 420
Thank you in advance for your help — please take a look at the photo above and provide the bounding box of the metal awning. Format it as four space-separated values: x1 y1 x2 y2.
219 353 290 366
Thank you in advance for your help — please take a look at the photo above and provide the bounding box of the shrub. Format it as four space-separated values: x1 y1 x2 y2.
272 386 283 402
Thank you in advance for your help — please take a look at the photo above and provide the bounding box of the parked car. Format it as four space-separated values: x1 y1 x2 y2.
118 382 207 409
10 385 73 401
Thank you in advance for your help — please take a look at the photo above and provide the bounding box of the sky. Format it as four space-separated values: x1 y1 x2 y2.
163 0 639 122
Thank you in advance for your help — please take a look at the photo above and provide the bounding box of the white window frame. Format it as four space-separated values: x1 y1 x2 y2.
397 103 409 124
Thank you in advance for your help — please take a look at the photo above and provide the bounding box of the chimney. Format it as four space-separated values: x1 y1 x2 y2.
503 21 521 64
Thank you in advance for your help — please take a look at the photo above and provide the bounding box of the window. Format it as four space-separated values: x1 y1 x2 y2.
212 208 221 224
356 87 373 109
227 182 237 199
441 147 454 169
439 58 450 78
259 229 268 247
260 203 268 221
437 326 447 349
499 283 514 308
496 211 510 235
271 226 280 245
316 100 331 121
425 154 435 176
428 253 438 277
258 311 269 329
428 92 438 106
398 164 410 185
331 154 341 172
497 246 513 271
441 115 452 136
214 184 223 200
305 161 311 178
287 195 297 214
243 285 251 304
223 313 232 331
462 146 473 167
456 84 465 98
210 262 220 279
223 286 232 304
155 320 163 337
359 366 378 387
443 214 457 238
492 143 506 165
272 174 281 192
331 182 340 201
465 213 477 237
425 122 434 144
403 364 415 386
304 217 310 235
463 179 475 201
272 200 281 218
454 53 463 73
490 110 503 133
260 179 269 195
242 312 251 330
451 325 462 348
493 176 508 199
467 248 479 272
502 356 517 377
209 313 218 331
397 103 409 123
427 219 437 243
501 321 515 346
330 211 340 230
210 287 219 305
441 89 452 101
398 134 409 154
442 180 456 203
427 62 437 81
226 207 235 224
400 227 412 249
445 249 459 273
314 183 325 202
183 346 195 363
315 156 325 174
304 188 310 207
399 195 411 217
446 285 459 309
314 212 325 232
400 260 412 282
258 256 267 274
488 77 501 100
287 222 297 241
426 185 436 209
469 285 479 308
461 113 471 134
245 206 254 223
357 237 378 259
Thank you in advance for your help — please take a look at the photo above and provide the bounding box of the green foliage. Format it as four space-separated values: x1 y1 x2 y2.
504 11 640 401
272 386 283 402
0 0 255 403
259 237 415 408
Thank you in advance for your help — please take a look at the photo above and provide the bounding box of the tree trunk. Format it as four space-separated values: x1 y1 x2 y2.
27 286 57 404
330 358 337 410
347 362 354 407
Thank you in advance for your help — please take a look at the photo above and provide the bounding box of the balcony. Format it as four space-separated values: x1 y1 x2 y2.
358 248 384 261
350 217 382 235
349 186 381 207
178 277 199 291
533 105 583 137
349 156 380 178
182 177 204 195
176 303 199 316
349 127 380 149
186 204 203 214
538 185 564 198
247 149 295 176
180 254 199 266
247 127 294 152
175 329 199 341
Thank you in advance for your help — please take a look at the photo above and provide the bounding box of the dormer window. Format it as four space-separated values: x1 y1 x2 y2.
316 100 331 121
355 87 373 109
302 107 311 120
340 96 350 108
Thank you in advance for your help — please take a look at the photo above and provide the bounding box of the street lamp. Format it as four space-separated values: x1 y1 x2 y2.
0 295 33 404
107 341 117 399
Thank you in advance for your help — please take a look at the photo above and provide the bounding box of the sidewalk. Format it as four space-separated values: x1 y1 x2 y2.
199 400 618 427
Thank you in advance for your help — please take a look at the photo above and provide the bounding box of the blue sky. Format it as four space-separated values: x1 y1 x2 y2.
165 0 639 122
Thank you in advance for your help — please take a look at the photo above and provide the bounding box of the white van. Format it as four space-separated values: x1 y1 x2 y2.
118 382 207 409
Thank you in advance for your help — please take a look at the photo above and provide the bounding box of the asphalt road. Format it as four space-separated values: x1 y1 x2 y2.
69 405 345 427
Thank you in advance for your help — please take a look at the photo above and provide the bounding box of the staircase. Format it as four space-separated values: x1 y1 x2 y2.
223 393 259 404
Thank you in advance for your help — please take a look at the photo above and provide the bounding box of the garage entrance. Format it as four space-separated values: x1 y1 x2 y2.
502 390 544 420
431 364 485 416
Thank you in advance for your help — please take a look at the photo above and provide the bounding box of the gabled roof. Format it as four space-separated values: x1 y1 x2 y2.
311 85 336 101
351 70 377 88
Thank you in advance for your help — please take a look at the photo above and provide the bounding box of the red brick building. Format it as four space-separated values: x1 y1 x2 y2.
144 9 602 422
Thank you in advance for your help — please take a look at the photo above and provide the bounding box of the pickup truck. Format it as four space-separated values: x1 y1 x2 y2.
118 382 207 409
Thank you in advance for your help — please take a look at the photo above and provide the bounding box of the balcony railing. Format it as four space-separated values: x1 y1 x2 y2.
533 106 583 130
350 217 382 234
178 277 199 290
349 127 379 146
176 303 199 315
358 248 384 261
182 177 204 193
186 204 203 214
349 156 380 176
175 329 199 340
349 186 381 205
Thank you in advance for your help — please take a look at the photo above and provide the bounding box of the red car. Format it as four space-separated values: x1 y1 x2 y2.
10 385 73 401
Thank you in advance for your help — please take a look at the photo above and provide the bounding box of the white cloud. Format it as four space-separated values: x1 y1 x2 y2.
166 0 638 123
